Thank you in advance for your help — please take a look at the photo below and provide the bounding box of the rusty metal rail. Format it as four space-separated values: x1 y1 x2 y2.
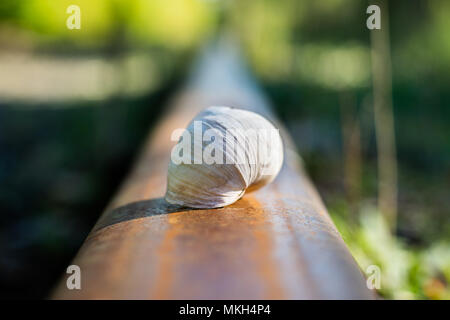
52 42 374 299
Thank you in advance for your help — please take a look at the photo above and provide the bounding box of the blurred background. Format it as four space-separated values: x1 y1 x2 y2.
0 0 449 299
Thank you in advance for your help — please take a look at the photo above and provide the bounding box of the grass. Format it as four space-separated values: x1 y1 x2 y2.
331 206 450 299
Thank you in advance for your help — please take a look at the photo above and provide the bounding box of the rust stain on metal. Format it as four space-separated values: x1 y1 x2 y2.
150 214 179 299
244 196 284 299
146 196 284 299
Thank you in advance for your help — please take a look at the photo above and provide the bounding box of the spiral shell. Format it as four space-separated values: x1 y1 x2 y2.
165 106 283 208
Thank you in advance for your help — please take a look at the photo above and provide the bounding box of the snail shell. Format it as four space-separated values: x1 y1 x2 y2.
165 106 283 208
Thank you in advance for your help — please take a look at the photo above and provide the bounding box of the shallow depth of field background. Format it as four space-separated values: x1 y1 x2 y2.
0 0 449 299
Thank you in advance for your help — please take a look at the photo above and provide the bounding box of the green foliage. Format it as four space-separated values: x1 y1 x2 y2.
1 0 216 49
332 207 450 299
19 0 114 44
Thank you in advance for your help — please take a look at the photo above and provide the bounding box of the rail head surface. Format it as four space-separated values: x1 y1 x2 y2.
52 43 375 299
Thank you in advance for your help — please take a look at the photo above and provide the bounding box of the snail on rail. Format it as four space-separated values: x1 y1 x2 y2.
165 106 284 209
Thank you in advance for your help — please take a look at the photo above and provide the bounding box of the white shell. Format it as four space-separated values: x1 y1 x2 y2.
165 106 283 208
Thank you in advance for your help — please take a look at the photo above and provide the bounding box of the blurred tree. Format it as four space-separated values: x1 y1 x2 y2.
340 92 362 217
370 0 398 231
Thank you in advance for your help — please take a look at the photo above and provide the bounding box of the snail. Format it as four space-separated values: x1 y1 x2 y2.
165 106 284 208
